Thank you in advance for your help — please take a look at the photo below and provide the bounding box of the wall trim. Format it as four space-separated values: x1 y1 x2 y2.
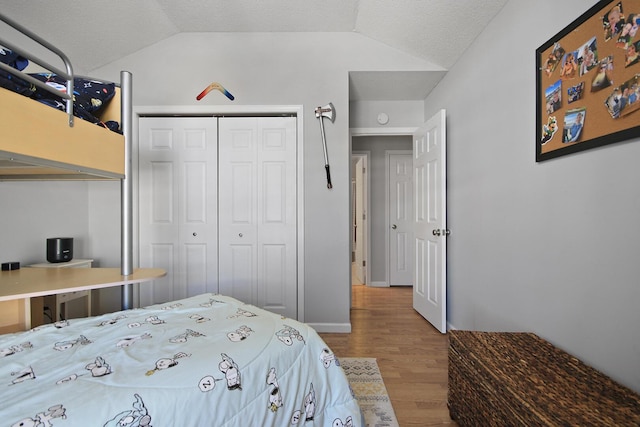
369 281 388 288
309 323 352 333
350 127 418 137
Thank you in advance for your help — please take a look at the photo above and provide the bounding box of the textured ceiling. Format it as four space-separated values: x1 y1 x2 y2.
0 0 507 100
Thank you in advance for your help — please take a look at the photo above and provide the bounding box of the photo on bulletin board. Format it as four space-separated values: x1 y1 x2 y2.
536 0 640 162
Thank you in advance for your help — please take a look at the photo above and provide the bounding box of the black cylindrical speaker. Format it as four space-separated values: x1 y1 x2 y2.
47 237 74 263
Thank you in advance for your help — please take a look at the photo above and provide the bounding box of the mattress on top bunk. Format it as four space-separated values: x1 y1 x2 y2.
0 46 120 132
0 293 362 427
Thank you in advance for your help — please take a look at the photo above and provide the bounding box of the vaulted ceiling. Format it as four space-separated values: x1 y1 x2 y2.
1 0 508 100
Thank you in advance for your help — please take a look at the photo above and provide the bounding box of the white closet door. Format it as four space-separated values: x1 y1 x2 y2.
218 117 297 318
138 117 218 306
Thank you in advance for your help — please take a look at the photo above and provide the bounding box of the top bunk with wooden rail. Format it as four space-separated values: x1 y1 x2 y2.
0 12 130 180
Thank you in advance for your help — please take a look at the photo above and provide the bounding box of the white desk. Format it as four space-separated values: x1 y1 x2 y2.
0 267 166 332
29 259 94 322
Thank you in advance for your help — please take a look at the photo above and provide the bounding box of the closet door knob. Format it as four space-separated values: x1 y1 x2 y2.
192 232 197 237
239 233 243 237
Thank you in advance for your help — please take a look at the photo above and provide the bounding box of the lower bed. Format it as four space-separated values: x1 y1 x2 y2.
1 293 361 426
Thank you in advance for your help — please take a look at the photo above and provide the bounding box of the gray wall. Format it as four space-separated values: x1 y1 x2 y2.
87 32 441 330
0 181 121 315
0 181 90 265
426 0 640 393
349 100 425 128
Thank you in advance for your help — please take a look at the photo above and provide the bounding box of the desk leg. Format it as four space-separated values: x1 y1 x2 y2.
87 290 92 317
22 298 31 330
0 300 31 333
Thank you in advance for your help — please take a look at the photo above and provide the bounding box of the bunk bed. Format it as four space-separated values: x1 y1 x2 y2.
0 17 125 181
0 11 143 319
0 13 362 426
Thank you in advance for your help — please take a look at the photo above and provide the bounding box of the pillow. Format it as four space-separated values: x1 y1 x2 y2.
0 46 35 96
0 48 119 131
29 73 116 114
0 46 29 70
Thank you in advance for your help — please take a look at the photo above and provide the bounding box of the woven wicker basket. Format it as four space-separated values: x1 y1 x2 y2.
448 330 640 426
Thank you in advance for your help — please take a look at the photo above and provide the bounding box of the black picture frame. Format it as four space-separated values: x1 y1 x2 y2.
536 0 640 162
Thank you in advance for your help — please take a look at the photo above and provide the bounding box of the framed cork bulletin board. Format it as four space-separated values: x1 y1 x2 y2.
536 0 640 162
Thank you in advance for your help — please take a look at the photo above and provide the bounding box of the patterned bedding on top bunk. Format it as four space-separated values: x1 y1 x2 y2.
0 293 362 427
0 46 120 132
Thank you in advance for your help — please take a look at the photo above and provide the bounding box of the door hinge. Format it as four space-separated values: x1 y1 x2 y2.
362 260 366 267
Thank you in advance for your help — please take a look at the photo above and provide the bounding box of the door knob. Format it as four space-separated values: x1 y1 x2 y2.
192 232 197 237
432 229 451 236
392 224 397 230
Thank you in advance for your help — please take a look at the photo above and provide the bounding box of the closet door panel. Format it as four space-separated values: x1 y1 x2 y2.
257 118 297 315
230 163 255 224
184 162 207 223
219 117 297 318
219 244 255 304
262 243 286 307
184 243 207 297
150 243 174 303
262 162 286 222
139 117 218 307
219 121 258 304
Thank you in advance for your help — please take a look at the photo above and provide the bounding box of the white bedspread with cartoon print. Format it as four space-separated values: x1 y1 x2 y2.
0 294 361 427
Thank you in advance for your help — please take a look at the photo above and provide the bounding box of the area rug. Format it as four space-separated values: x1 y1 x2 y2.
340 357 400 427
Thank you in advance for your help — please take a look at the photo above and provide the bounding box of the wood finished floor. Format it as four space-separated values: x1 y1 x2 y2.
319 284 457 426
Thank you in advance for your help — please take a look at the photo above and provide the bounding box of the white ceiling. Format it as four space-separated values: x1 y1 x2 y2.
0 0 507 101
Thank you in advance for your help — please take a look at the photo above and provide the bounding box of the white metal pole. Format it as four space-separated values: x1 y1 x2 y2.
120 71 134 309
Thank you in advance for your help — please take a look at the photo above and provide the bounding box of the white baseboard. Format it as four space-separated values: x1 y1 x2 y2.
368 281 388 288
308 323 352 333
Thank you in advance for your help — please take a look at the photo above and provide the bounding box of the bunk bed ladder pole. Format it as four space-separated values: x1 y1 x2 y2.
121 71 134 310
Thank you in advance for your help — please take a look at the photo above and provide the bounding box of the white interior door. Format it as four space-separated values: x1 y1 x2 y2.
388 152 413 286
413 109 447 333
138 117 219 306
218 117 297 319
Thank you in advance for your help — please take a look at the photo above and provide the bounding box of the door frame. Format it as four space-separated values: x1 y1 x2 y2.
351 151 370 286
133 105 305 321
350 127 417 288
385 150 413 287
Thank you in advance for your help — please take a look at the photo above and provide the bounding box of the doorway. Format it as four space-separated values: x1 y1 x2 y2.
350 111 448 333
351 132 413 287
